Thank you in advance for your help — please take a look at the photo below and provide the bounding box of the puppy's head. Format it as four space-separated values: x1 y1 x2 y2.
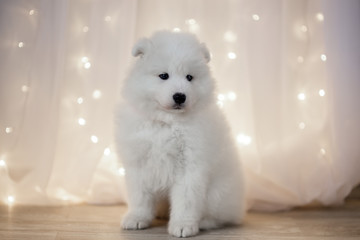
123 31 215 117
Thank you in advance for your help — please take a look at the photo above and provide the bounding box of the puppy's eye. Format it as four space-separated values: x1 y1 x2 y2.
159 73 169 80
186 75 193 81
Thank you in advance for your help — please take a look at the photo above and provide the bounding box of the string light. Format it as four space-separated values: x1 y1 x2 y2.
78 118 86 126
91 135 98 143
18 42 24 48
297 56 304 63
224 31 237 42
319 89 326 97
252 14 260 21
300 25 308 33
321 54 327 62
5 127 13 134
186 18 199 32
84 62 91 69
118 167 126 176
299 122 306 130
29 9 35 15
82 26 89 33
316 13 324 22
227 52 237 60
7 196 15 204
0 159 6 167
227 92 237 101
104 148 111 156
297 93 306 101
236 134 252 145
217 94 225 101
320 148 326 155
217 92 237 106
77 97 84 104
22 85 29 92
92 90 102 99
173 28 181 32
104 16 111 22
186 19 196 25
81 56 91 69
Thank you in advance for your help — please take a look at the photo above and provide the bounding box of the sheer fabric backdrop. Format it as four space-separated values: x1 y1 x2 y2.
0 0 359 211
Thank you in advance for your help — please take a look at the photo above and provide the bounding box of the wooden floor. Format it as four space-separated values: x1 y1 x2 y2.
1 188 360 239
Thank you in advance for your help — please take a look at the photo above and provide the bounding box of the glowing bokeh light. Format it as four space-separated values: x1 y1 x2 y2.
252 14 260 21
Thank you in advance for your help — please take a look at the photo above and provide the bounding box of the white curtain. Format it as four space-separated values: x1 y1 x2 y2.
0 0 359 211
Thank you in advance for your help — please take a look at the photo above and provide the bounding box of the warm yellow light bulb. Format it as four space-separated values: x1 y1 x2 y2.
227 92 237 101
186 19 196 25
22 85 29 92
104 148 111 156
321 54 327 61
92 90 102 99
29 9 35 15
91 135 98 143
316 13 324 22
217 94 225 101
236 134 252 145
118 167 126 176
252 14 260 21
77 97 84 104
224 31 237 42
227 52 237 60
0 159 6 167
5 127 13 134
320 148 326 155
84 62 91 69
18 42 24 48
7 196 15 204
78 118 86 126
297 93 306 101
319 89 326 97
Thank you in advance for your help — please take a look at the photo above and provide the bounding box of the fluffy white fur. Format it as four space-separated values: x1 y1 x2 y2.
115 31 245 238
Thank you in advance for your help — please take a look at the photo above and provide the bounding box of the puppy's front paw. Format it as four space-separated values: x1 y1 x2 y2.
168 221 199 238
121 213 151 230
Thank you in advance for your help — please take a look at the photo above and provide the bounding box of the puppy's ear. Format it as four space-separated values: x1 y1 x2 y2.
200 43 211 63
132 38 152 58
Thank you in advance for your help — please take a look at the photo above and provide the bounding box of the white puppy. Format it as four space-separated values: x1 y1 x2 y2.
115 31 245 238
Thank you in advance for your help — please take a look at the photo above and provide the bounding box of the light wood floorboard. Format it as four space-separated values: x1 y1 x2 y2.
1 187 359 239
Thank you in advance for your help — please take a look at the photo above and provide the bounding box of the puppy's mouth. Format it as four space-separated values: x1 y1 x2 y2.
156 101 186 113
172 104 184 110
162 104 186 113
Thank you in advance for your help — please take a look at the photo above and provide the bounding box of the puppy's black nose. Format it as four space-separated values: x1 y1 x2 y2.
173 93 186 104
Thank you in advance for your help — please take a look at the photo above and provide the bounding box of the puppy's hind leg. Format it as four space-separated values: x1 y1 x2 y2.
203 176 245 229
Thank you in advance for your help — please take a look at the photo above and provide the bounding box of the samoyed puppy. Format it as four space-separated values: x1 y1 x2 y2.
115 31 245 238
